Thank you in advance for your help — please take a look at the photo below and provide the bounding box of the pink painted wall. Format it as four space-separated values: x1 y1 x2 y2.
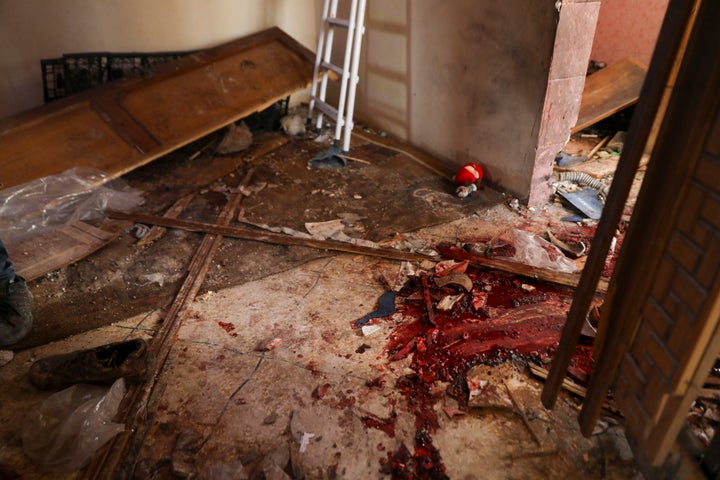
590 0 669 66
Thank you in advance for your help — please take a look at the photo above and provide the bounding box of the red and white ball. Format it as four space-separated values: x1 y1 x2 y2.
454 162 484 185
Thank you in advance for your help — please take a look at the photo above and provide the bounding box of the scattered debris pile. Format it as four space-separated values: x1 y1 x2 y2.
358 259 598 477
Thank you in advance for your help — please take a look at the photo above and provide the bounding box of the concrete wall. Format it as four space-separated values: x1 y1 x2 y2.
0 0 320 118
590 0 669 66
356 0 559 199
0 0 563 201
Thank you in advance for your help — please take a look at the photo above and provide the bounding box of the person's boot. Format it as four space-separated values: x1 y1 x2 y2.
0 276 33 348
28 338 150 390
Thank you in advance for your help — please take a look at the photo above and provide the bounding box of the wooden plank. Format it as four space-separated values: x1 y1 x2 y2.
107 210 606 292
571 57 648 134
106 210 438 264
8 222 118 281
435 244 608 293
541 1 697 414
88 172 250 479
90 94 161 154
575 0 712 448
0 27 314 190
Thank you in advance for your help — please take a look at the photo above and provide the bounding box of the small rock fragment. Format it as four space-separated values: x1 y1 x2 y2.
281 114 306 136
216 121 253 154
255 337 282 352
0 350 14 367
466 365 513 409
361 324 382 336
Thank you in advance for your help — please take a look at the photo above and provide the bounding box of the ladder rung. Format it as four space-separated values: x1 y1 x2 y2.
327 17 349 28
311 97 339 122
320 61 343 76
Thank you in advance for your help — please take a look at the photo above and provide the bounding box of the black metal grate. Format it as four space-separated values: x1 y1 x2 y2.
41 50 195 103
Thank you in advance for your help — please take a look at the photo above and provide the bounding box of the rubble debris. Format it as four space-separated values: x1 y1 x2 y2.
280 114 306 136
0 350 13 367
434 259 469 276
355 343 371 354
298 432 315 453
555 152 588 167
421 275 437 325
255 337 282 352
353 291 396 328
546 230 587 258
436 293 464 311
556 188 605 220
311 383 331 400
139 273 165 287
606 131 626 152
442 406 465 418
434 272 473 292
239 181 267 197
360 411 396 438
262 463 292 480
264 412 278 425
129 223 150 239
361 325 382 336
170 429 203 477
216 121 253 154
466 365 513 409
372 265 597 476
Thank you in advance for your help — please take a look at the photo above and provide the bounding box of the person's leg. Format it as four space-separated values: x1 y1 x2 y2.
0 239 16 281
0 239 33 348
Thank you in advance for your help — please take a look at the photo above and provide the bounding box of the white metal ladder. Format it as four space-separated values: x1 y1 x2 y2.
307 0 367 153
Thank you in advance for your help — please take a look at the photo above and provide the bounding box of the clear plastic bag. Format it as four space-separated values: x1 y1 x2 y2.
0 167 143 243
22 378 127 474
504 229 577 273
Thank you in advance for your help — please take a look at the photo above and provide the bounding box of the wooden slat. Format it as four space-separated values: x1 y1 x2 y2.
90 94 161 154
9 222 118 281
541 0 697 413
571 57 648 134
435 244 608 293
88 172 250 479
107 210 438 264
0 27 314 190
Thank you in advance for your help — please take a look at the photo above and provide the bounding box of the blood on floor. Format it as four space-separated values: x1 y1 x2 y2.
372 267 596 479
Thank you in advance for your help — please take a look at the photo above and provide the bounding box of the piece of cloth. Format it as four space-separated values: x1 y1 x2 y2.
353 291 396 328
0 239 15 281
0 238 32 348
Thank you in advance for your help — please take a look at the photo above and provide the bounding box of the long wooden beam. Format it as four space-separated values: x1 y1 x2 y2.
107 210 437 263
88 181 248 478
107 210 602 291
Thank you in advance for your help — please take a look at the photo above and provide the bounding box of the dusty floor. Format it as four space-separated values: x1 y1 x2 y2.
0 128 643 478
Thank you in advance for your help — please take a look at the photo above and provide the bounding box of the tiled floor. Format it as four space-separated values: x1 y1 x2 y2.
0 210 642 479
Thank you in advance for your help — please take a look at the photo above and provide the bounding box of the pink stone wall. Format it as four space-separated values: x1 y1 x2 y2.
590 0 669 66
529 0 600 206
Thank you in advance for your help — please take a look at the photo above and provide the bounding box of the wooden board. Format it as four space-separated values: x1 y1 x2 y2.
571 57 648 134
8 222 118 281
0 27 315 190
